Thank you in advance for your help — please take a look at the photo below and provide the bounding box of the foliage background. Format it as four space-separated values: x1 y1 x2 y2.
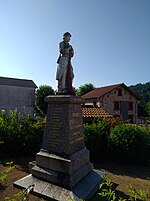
35 85 55 115
1 110 149 165
35 82 150 119
76 83 95 96
0 110 44 157
130 82 150 119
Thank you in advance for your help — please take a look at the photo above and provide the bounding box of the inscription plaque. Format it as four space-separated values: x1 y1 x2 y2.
42 96 85 156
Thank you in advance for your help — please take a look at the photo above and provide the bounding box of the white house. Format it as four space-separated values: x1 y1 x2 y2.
82 83 141 124
0 76 37 116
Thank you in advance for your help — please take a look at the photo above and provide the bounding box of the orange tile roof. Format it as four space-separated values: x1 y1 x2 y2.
82 83 140 100
82 107 112 118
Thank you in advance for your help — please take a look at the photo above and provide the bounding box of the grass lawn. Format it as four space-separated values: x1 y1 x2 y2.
0 156 150 201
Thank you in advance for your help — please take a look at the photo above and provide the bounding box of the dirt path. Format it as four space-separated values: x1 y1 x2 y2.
0 157 150 201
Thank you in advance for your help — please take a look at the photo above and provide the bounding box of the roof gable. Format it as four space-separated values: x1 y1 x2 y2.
0 77 37 88
82 83 140 100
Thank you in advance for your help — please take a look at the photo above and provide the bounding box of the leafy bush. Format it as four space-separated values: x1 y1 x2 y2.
0 109 44 157
108 125 150 164
84 122 107 160
83 118 122 161
0 109 149 165
84 118 150 164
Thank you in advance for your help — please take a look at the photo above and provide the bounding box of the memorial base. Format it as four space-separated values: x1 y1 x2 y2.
14 170 104 201
31 148 93 189
14 95 104 200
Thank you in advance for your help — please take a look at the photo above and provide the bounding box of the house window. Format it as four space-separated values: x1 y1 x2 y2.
118 89 122 96
114 101 120 110
128 102 133 110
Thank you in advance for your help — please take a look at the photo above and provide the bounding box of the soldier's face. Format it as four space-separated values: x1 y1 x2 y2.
65 35 71 42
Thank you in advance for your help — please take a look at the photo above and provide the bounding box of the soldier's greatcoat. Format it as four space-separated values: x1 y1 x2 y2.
56 41 74 91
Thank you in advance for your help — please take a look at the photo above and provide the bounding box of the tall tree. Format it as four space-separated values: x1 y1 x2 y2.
35 85 55 114
130 82 150 118
76 83 95 96
138 101 148 117
130 82 150 102
146 102 150 119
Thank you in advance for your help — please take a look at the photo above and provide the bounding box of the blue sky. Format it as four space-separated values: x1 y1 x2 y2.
0 0 150 89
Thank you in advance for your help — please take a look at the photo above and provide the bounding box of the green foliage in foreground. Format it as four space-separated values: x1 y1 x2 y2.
0 162 15 186
98 176 149 201
5 184 35 201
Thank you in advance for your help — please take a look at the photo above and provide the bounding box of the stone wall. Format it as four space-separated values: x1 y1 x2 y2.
0 85 35 116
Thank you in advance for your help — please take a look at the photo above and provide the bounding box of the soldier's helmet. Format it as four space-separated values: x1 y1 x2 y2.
63 32 72 37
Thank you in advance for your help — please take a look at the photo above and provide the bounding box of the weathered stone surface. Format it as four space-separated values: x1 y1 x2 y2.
36 147 90 174
32 161 93 189
29 161 36 173
42 95 85 157
14 95 104 200
14 170 104 201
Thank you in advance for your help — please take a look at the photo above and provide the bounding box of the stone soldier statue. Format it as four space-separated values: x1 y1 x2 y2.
56 32 75 95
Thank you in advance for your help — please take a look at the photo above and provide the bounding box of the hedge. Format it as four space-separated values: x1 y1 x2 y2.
108 124 150 165
0 110 149 165
0 109 44 157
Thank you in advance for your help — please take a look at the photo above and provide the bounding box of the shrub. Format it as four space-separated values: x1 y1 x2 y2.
83 118 123 161
0 109 44 157
84 118 108 160
108 125 150 165
1 108 149 166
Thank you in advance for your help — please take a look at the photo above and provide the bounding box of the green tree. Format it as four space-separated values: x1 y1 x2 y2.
130 82 150 101
146 102 150 119
138 101 148 117
130 82 150 118
35 85 55 114
76 83 95 96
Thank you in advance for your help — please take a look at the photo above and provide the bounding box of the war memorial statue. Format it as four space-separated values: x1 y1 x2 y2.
56 32 75 95
14 33 103 201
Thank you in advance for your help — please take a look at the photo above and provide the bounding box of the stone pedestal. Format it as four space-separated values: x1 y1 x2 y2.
14 95 103 200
